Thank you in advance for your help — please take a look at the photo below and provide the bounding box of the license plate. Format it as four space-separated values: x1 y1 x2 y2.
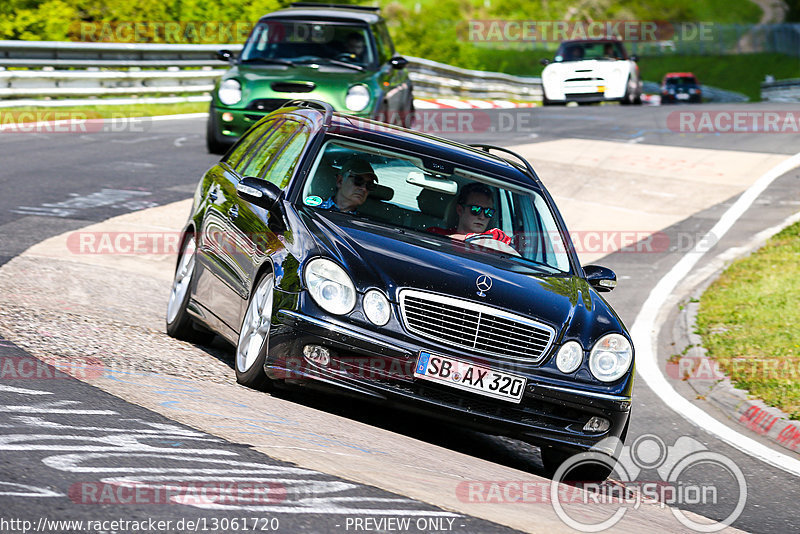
414 351 526 403
676 93 689 100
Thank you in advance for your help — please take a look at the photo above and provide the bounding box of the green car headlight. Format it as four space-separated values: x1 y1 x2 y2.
218 79 242 106
345 84 371 112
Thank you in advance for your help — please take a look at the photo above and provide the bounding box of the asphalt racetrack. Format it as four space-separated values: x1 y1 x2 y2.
1 102 799 533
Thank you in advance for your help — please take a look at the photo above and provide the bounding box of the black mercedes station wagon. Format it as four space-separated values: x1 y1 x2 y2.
167 100 634 478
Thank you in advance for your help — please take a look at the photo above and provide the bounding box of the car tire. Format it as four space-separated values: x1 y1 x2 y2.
166 234 215 344
206 109 229 155
542 93 557 106
621 77 641 106
235 272 275 390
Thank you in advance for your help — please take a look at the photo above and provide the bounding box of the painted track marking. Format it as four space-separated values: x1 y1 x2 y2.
631 151 800 477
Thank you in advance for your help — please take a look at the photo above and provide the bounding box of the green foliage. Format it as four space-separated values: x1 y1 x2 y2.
0 0 77 40
1 0 290 42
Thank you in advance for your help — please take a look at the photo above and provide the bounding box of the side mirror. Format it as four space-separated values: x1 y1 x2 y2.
237 177 282 211
216 49 234 62
583 265 617 292
540 58 550 66
629 54 639 62
390 56 408 69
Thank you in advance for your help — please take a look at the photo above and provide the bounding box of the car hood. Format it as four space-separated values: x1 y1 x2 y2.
545 59 631 77
227 65 378 113
298 208 624 336
235 64 376 86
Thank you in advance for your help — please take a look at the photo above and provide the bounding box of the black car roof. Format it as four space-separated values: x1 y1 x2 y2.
260 6 381 25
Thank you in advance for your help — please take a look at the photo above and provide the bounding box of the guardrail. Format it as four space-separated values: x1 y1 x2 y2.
0 40 237 68
0 40 542 103
761 78 800 103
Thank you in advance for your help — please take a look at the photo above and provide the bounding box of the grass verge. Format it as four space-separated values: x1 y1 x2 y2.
696 221 800 419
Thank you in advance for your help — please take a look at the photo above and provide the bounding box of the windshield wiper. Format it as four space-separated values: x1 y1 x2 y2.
240 57 296 67
295 57 364 71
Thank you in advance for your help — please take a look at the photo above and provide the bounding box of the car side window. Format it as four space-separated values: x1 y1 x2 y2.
238 119 300 178
374 22 394 64
261 124 311 189
224 119 278 170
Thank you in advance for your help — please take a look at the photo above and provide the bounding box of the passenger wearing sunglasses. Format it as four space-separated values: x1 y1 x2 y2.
320 157 378 214
428 182 511 245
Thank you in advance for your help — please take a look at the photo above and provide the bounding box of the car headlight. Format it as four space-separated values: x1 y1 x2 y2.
363 289 391 326
218 79 242 106
345 84 370 112
304 258 356 315
589 334 633 382
556 341 583 374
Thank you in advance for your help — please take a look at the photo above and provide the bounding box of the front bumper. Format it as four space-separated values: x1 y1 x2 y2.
266 308 631 453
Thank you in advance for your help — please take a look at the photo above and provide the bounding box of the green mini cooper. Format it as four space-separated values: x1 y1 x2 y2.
207 3 414 153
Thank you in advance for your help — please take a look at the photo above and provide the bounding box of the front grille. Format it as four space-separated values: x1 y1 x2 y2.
399 289 554 363
271 81 316 93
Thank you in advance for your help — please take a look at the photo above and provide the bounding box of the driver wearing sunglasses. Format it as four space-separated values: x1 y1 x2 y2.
428 182 512 245
320 157 378 214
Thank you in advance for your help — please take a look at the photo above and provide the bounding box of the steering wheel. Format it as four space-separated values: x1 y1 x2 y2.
335 53 355 62
465 235 521 256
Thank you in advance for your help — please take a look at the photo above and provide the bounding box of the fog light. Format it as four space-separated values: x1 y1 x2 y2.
303 345 330 366
583 416 610 433
221 112 234 122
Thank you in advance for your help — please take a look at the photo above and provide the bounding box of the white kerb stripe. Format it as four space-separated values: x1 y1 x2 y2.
632 151 800 478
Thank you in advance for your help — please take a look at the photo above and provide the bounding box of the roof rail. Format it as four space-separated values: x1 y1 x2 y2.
289 2 380 12
469 144 540 183
279 99 334 126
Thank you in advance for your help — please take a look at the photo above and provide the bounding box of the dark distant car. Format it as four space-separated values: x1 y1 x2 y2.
167 100 634 480
540 39 642 105
661 72 702 103
207 2 413 153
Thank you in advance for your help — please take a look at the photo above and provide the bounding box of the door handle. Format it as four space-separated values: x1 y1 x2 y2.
227 205 239 220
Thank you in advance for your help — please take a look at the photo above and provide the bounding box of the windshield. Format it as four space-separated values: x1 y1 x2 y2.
299 141 573 273
554 41 625 62
665 76 698 86
240 20 376 67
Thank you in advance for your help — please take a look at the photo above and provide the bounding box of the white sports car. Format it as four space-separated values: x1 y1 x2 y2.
540 39 642 105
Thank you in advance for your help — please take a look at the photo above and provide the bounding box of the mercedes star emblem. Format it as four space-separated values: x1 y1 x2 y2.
476 275 493 297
